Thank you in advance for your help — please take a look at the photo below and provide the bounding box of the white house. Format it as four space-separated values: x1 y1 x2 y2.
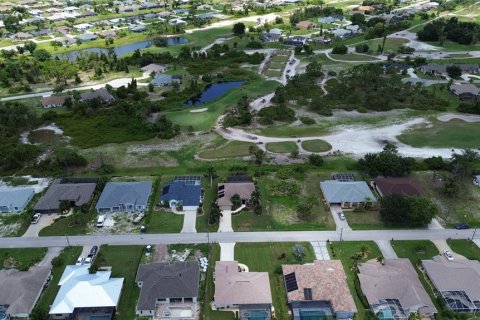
73 23 93 32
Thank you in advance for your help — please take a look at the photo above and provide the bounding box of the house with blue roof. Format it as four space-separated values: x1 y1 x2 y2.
151 74 182 87
160 176 202 211
0 188 35 214
96 181 152 214
320 180 377 209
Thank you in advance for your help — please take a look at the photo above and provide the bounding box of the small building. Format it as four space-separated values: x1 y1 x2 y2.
129 24 146 33
374 177 423 197
135 262 200 317
159 176 202 211
141 63 168 74
0 187 35 214
73 23 93 32
282 260 357 319
80 88 115 103
197 4 214 10
214 261 273 318
358 5 375 13
40 95 69 108
99 29 117 38
169 18 187 26
419 63 446 76
449 83 480 100
151 74 182 87
217 178 255 211
345 24 361 33
13 32 33 40
56 26 71 34
320 180 377 209
0 266 51 319
296 20 314 29
49 265 124 320
318 15 343 24
34 178 97 214
331 28 352 38
358 259 436 319
172 8 189 15
95 181 152 214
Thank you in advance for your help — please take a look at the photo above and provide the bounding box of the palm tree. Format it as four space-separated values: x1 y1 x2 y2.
205 166 217 187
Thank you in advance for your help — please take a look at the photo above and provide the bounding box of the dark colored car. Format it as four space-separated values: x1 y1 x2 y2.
90 245 98 256
455 223 470 230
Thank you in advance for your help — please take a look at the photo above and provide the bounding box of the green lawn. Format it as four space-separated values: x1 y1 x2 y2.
198 141 256 159
398 119 480 149
447 239 480 260
391 240 439 266
0 247 47 271
330 53 379 61
235 242 315 320
328 241 382 320
256 126 329 138
301 139 332 152
264 69 283 77
96 245 143 320
265 141 298 153
345 210 395 230
146 210 184 233
361 37 409 53
36 246 82 311
39 211 97 236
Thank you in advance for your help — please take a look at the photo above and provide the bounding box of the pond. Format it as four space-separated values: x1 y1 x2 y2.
58 37 188 60
28 129 60 144
184 81 245 106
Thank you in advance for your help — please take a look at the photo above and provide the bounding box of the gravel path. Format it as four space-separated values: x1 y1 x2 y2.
437 113 480 123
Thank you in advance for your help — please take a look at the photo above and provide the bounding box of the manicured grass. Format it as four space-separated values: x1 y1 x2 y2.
447 239 480 260
0 247 47 271
345 210 391 230
96 245 143 320
39 212 97 236
264 69 283 77
398 119 480 149
391 240 439 266
36 246 82 311
198 141 256 159
257 125 329 138
361 37 409 53
328 241 382 319
235 242 315 320
330 53 379 61
301 139 332 152
146 210 184 233
265 141 298 153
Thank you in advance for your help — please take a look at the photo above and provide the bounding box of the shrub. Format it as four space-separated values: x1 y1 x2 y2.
332 45 348 54
299 116 315 125
270 180 300 196
276 167 295 179
308 154 324 166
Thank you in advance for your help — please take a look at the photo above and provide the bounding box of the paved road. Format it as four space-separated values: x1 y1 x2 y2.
0 229 475 248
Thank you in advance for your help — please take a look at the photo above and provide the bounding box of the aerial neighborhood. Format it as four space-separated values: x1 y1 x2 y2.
1 0 480 319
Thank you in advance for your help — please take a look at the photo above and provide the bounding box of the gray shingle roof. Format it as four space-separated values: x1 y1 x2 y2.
80 88 114 102
320 180 376 204
34 179 96 212
0 188 35 210
96 181 152 210
136 262 200 310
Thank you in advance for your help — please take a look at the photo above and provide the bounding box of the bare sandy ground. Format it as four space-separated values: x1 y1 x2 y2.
190 108 208 113
437 113 480 123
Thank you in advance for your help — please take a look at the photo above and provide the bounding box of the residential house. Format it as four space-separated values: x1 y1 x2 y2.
99 29 117 38
159 176 202 211
423 256 480 313
311 36 332 44
358 5 375 13
80 88 115 103
282 260 357 319
169 18 187 26
40 95 69 108
373 177 423 197
197 4 214 10
34 178 97 214
383 61 409 72
79 4 94 11
449 83 480 100
331 28 352 38
214 261 273 318
141 63 168 74
13 32 33 40
283 35 308 46
419 63 446 76
0 188 35 213
0 266 51 319
296 20 314 29
129 24 146 33
49 265 124 320
345 24 361 34
63 6 80 13
56 26 71 34
28 9 43 15
135 262 200 317
95 181 152 214
217 176 255 211
358 259 436 319
172 8 189 15
76 33 98 42
456 63 480 74
320 180 377 209
30 28 52 37
73 23 93 32
151 74 182 87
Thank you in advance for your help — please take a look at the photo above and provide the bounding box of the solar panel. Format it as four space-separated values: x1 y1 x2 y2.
304 288 312 300
332 173 355 182
284 272 298 292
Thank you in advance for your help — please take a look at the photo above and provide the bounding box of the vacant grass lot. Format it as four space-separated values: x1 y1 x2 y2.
265 141 298 153
447 239 480 260
96 245 143 320
330 53 379 61
361 37 409 53
0 247 47 271
257 125 329 138
328 241 382 319
198 140 256 159
147 210 184 233
397 119 480 149
301 139 332 152
264 69 283 77
235 242 315 319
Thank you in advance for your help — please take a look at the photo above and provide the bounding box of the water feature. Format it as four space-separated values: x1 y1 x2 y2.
58 37 188 60
184 81 245 106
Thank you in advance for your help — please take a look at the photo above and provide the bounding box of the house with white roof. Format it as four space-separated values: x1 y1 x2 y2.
74 23 93 32
49 265 124 320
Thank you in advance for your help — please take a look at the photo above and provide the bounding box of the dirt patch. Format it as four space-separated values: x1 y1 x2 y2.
153 244 170 262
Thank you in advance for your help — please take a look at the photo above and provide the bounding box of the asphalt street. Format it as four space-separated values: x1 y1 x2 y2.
0 229 475 248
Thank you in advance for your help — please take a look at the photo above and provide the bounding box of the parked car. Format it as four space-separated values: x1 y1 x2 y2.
455 223 470 230
338 212 346 220
444 250 454 261
96 215 105 228
75 256 85 265
84 256 92 265
90 245 98 256
31 213 41 224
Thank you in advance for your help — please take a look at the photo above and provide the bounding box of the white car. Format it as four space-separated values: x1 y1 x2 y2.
444 251 454 261
338 212 346 220
31 213 41 224
75 256 85 265
84 256 92 265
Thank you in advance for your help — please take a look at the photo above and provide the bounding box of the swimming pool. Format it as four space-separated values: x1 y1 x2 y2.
0 305 9 320
243 310 269 320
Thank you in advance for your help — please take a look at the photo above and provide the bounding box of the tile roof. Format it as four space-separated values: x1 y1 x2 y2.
320 180 376 204
374 177 423 197
217 182 255 207
282 260 357 313
40 95 68 106
136 262 200 310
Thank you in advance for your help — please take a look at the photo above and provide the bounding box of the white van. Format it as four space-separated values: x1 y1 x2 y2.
96 215 105 227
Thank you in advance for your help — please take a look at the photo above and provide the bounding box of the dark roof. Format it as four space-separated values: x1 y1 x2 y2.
80 88 115 102
374 177 423 197
136 262 200 310
226 176 253 183
41 95 68 106
34 179 97 212
332 173 355 182
159 181 201 206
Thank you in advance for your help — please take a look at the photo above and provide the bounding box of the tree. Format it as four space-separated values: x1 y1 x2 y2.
32 49 51 62
24 41 37 54
230 194 241 210
205 165 217 187
358 143 415 177
232 22 246 36
308 154 324 166
305 61 322 77
351 13 365 26
332 45 348 54
249 145 265 165
380 194 438 227
209 200 222 224
409 197 438 226
451 149 479 181
3 15 21 33
297 196 316 219
293 244 306 261
446 65 462 78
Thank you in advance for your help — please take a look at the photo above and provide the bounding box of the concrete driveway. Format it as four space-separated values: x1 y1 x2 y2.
37 247 63 267
375 240 398 259
310 241 330 260
218 205 245 233
330 205 351 231
22 214 58 237
219 242 236 261
181 210 197 233
432 240 466 260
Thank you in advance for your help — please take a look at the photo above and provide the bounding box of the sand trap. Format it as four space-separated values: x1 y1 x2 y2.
190 108 208 113
437 113 480 123
34 123 64 135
